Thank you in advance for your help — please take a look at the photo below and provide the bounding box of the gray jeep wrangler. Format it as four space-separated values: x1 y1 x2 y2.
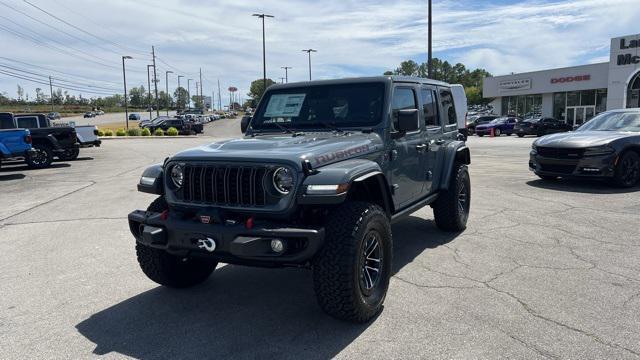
128 76 471 322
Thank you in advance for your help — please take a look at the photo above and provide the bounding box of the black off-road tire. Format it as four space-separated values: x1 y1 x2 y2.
57 148 80 161
517 133 525 138
26 145 53 169
612 151 640 188
312 201 392 323
433 163 471 232
135 196 217 288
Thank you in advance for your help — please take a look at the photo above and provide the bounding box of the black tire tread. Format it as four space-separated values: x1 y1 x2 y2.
26 144 53 169
433 164 470 232
312 201 391 323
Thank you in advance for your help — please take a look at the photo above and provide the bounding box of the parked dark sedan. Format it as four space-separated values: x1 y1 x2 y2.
476 117 520 137
83 112 95 118
515 117 572 137
529 109 640 187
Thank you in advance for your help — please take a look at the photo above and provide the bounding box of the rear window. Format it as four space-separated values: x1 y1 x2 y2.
16 117 39 128
0 114 15 129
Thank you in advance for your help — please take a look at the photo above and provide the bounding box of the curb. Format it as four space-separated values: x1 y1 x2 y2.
99 136 217 140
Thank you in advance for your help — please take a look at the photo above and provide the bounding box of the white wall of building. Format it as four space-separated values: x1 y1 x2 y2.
608 34 640 109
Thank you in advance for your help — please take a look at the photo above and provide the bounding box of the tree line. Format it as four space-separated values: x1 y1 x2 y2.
384 58 492 105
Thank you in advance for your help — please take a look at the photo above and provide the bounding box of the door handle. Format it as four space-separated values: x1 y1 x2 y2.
434 139 445 145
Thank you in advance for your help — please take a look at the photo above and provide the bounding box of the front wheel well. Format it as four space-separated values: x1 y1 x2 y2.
347 174 393 216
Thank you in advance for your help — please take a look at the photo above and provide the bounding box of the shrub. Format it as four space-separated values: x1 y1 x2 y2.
103 129 113 136
116 128 126 136
153 128 164 136
97 129 104 136
127 128 141 136
166 127 179 136
141 128 151 136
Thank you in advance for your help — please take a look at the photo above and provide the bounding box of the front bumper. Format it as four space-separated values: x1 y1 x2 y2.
529 152 618 178
79 140 101 148
128 210 325 266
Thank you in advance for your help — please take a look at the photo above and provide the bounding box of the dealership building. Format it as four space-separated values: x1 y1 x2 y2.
483 33 640 127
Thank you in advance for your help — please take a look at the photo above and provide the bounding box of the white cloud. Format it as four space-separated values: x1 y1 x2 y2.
0 0 639 100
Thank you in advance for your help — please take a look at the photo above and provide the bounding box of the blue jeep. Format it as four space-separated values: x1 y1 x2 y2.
0 126 34 169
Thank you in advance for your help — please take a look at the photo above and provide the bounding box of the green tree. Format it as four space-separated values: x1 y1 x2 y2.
173 87 188 109
394 60 420 76
247 78 276 107
129 86 146 107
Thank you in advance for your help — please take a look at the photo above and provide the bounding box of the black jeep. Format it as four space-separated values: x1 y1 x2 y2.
128 77 471 322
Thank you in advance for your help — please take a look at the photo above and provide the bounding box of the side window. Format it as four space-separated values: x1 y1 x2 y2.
421 88 439 128
439 89 457 126
38 118 48 128
391 87 417 130
0 114 14 129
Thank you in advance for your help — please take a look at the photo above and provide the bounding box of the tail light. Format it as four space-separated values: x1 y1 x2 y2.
25 135 32 144
465 112 468 128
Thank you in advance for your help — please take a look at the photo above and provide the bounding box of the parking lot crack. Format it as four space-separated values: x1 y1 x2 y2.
393 275 481 290
0 181 96 223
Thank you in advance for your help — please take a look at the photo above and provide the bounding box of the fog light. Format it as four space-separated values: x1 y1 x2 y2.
270 239 285 253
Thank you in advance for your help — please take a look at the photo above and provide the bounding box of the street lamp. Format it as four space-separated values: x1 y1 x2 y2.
147 65 154 122
302 49 317 81
121 56 133 130
252 13 274 90
177 75 184 111
187 79 193 109
428 0 432 78
165 70 173 116
281 66 292 83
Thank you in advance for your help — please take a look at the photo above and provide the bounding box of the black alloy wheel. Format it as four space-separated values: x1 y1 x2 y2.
359 231 383 294
614 151 640 188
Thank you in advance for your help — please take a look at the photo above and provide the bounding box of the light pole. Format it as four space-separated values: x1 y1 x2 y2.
165 70 173 116
187 79 193 110
121 56 133 130
147 65 154 121
252 13 274 91
428 0 432 78
177 75 184 111
281 66 291 83
302 49 317 81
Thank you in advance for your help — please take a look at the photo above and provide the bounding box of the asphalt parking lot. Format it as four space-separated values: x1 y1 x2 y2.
1 122 639 359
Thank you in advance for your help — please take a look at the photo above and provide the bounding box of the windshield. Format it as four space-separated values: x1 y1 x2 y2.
251 82 385 130
578 112 640 132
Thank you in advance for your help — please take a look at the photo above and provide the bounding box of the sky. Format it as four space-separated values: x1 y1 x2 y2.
0 0 639 104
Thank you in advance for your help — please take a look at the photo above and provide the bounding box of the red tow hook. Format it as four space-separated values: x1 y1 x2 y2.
245 217 254 230
160 210 169 221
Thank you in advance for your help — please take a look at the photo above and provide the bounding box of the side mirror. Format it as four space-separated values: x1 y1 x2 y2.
241 115 251 133
396 109 420 132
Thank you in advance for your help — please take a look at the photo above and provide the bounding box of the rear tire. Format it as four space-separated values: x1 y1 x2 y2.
313 201 392 323
433 163 470 232
26 145 53 169
136 197 217 288
57 148 80 161
517 134 525 138
494 128 502 136
612 151 640 188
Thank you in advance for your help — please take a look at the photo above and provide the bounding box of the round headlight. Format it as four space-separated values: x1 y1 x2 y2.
272 167 294 195
170 164 184 188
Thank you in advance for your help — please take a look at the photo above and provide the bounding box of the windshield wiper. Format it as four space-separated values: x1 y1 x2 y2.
272 122 294 134
318 121 345 133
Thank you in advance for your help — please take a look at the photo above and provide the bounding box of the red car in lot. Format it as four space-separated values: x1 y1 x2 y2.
475 117 520 137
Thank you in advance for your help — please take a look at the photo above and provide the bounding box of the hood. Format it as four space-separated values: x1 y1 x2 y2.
171 131 385 170
534 131 635 148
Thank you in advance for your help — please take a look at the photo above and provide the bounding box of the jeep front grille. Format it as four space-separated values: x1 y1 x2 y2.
179 164 268 207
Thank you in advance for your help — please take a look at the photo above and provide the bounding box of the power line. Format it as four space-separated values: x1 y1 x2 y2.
0 56 121 86
22 0 148 57
0 63 120 92
0 69 116 96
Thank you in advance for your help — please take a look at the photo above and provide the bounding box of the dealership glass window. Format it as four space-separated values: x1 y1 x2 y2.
566 91 580 107
596 89 607 113
580 90 595 106
501 94 542 117
553 93 566 120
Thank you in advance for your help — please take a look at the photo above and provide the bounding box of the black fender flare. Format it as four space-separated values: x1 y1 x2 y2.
439 142 471 190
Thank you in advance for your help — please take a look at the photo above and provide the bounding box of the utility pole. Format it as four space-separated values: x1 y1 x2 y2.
49 75 54 111
253 13 274 91
121 56 133 129
187 79 193 110
217 79 222 111
428 0 433 78
152 46 159 117
165 70 173 116
280 77 285 84
147 65 153 121
302 49 317 81
196 82 200 109
177 75 184 111
281 66 291 83
199 68 203 110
